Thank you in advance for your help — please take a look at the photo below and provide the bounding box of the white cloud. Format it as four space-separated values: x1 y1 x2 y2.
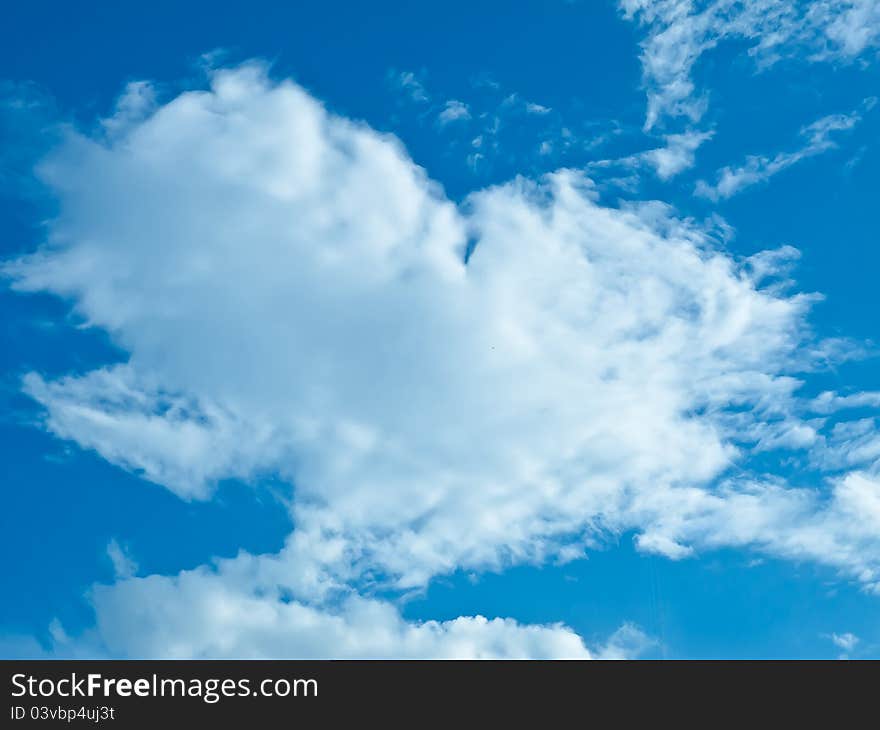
643 129 714 178
391 70 429 103
810 391 880 414
6 63 880 655
22 367 287 501
695 106 867 200
525 102 552 115
621 0 880 130
388 72 608 175
812 418 880 472
106 538 138 579
633 471 880 593
437 99 471 125
100 81 156 138
86 568 593 658
830 631 859 652
44 546 652 659
594 623 655 659
821 1 880 57
592 128 713 179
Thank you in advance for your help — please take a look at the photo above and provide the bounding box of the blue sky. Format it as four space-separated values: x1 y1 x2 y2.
2 0 880 658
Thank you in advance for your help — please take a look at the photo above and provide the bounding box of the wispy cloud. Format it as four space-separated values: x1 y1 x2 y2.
106 539 138 579
588 128 713 180
386 69 613 174
525 101 552 115
695 103 872 200
621 0 880 130
389 69 429 103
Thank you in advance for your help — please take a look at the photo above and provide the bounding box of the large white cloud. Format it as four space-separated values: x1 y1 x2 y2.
87 571 594 659
6 63 880 656
21 564 657 659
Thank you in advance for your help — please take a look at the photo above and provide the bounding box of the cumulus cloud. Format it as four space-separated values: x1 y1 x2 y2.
86 568 593 658
39 545 650 659
6 63 880 656
620 0 880 129
695 105 869 200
